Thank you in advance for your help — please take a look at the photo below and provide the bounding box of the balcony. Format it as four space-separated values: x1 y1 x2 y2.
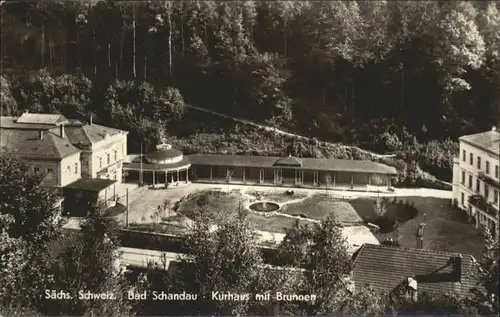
469 195 499 218
478 172 500 189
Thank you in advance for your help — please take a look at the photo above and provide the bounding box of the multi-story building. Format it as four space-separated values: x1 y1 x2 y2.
0 112 128 212
452 127 499 237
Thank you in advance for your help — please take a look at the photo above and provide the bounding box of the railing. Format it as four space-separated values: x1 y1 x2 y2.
469 195 499 218
478 172 500 188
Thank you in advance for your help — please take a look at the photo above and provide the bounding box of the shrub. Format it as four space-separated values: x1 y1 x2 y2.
382 239 401 247
374 132 403 152
375 215 397 233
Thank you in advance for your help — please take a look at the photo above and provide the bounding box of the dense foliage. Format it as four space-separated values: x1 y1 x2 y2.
2 1 498 137
0 154 63 309
3 0 496 185
1 155 498 316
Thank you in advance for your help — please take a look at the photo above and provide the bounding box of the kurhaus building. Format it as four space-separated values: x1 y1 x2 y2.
1 112 128 213
123 144 398 190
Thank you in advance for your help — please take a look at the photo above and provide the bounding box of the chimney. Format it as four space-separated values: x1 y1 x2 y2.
89 115 93 126
60 124 65 138
39 130 44 140
453 254 462 281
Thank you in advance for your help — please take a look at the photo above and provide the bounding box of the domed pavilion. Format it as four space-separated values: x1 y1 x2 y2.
123 144 191 186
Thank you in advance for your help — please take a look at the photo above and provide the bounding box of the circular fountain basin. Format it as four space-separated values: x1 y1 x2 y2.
249 201 280 212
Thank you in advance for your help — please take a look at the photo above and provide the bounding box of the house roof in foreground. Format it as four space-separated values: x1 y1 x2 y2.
187 154 397 175
459 130 500 157
351 244 481 298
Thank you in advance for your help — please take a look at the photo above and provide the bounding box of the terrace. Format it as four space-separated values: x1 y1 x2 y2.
469 195 499 218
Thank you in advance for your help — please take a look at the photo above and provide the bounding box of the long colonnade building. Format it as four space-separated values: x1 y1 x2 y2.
123 144 398 190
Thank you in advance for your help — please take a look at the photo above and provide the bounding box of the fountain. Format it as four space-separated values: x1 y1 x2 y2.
249 201 280 212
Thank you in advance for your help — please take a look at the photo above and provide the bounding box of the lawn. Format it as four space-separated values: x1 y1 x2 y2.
245 190 309 203
282 195 364 224
174 190 314 233
350 196 484 259
157 190 486 258
246 213 313 233
175 190 243 218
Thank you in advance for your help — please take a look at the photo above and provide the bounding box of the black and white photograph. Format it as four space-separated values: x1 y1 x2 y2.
0 0 499 316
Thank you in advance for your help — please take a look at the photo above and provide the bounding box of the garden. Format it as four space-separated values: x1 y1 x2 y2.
126 189 485 258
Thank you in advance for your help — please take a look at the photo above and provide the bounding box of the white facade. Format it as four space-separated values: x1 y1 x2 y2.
88 132 127 183
452 132 500 237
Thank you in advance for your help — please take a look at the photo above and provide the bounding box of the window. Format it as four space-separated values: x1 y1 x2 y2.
99 157 102 168
47 168 53 173
477 157 481 169
485 184 489 200
34 167 40 173
486 161 490 174
461 192 465 206
114 150 117 161
67 166 70 174
494 189 499 204
462 150 466 161
470 153 474 165
461 170 465 184
107 153 110 165
82 160 89 174
496 165 499 179
476 179 480 192
468 175 473 189
74 162 78 174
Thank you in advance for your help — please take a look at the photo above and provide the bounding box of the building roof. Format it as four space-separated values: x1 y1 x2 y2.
351 244 481 298
146 149 183 161
16 113 68 125
187 154 398 175
64 178 116 192
123 155 191 171
459 130 500 157
0 127 80 159
274 155 303 167
1 114 128 157
65 123 125 147
0 116 60 130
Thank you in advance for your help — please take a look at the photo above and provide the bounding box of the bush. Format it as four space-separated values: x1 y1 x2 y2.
382 239 401 247
375 215 397 233
374 132 403 152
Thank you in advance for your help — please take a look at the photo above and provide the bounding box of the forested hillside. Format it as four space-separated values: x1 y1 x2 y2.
1 0 499 184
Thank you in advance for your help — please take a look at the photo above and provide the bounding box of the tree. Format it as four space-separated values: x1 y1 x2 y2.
0 154 63 311
0 153 63 246
49 204 143 316
244 52 292 120
175 211 262 315
471 229 499 315
0 76 18 116
374 197 387 217
0 214 26 306
305 214 352 314
337 285 389 316
434 2 486 94
277 214 352 314
277 220 313 267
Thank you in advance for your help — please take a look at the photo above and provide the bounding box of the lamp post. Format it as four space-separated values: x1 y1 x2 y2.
140 142 143 185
